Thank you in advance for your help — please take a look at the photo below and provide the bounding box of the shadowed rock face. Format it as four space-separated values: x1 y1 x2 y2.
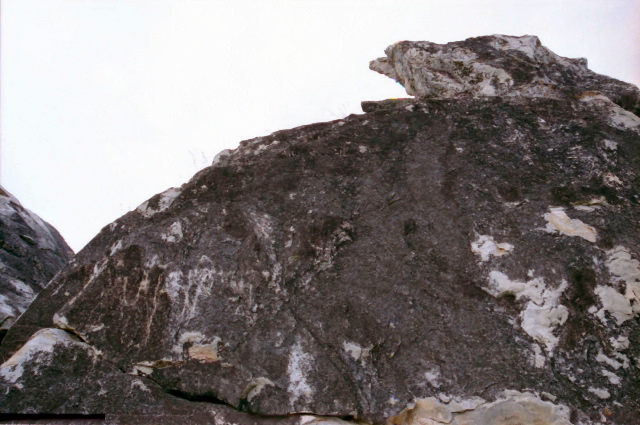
370 35 640 116
1 36 640 425
0 186 73 339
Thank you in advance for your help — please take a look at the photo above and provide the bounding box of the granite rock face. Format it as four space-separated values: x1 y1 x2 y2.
0 186 73 339
370 35 640 115
2 36 640 425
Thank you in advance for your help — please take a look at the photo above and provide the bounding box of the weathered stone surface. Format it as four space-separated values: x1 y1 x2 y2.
2 36 640 424
0 186 73 339
0 329 352 424
370 35 640 115
361 99 415 113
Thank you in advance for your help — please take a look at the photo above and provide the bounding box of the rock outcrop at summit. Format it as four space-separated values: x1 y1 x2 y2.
1 35 640 425
370 35 640 115
0 186 73 340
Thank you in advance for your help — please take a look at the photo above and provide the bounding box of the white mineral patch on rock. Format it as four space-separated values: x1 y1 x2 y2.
593 246 640 325
437 394 451 403
485 271 568 352
471 235 513 262
604 173 624 187
594 286 633 325
424 369 442 388
520 299 569 353
543 207 597 242
243 377 275 402
607 246 640 305
136 187 182 218
601 368 621 385
164 258 227 321
486 271 545 304
131 364 154 376
488 34 546 61
131 379 151 393
252 140 279 155
343 341 365 361
52 312 70 330
0 328 93 388
596 351 627 370
161 221 184 243
171 331 205 354
533 344 546 368
604 139 618 150
588 387 611 399
109 239 123 256
287 341 314 406
188 337 221 362
390 391 571 425
164 271 184 301
610 335 630 350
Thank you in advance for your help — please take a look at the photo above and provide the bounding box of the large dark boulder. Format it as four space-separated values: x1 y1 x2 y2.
1 35 639 424
0 186 73 340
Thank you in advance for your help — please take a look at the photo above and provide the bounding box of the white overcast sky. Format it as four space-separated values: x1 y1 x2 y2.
2 0 639 252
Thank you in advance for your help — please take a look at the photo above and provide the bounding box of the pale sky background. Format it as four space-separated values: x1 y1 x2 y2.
2 0 639 253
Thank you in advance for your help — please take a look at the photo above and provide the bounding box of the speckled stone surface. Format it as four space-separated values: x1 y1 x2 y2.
0 186 73 339
1 36 639 425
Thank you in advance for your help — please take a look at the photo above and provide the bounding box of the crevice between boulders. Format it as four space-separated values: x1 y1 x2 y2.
58 326 89 344
164 386 367 425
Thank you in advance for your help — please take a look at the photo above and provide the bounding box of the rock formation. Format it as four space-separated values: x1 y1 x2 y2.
1 35 639 425
0 185 73 341
369 34 640 115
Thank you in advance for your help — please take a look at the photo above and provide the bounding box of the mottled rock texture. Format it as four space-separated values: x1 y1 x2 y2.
370 35 640 116
0 186 73 339
1 35 640 425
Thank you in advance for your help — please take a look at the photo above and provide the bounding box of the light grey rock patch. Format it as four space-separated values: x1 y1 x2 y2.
593 246 640 326
543 207 597 242
485 271 569 353
389 391 572 425
136 186 182 218
370 34 640 116
471 234 513 262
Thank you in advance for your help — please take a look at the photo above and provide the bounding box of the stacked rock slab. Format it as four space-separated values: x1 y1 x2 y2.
1 35 640 424
369 34 640 115
0 185 73 340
